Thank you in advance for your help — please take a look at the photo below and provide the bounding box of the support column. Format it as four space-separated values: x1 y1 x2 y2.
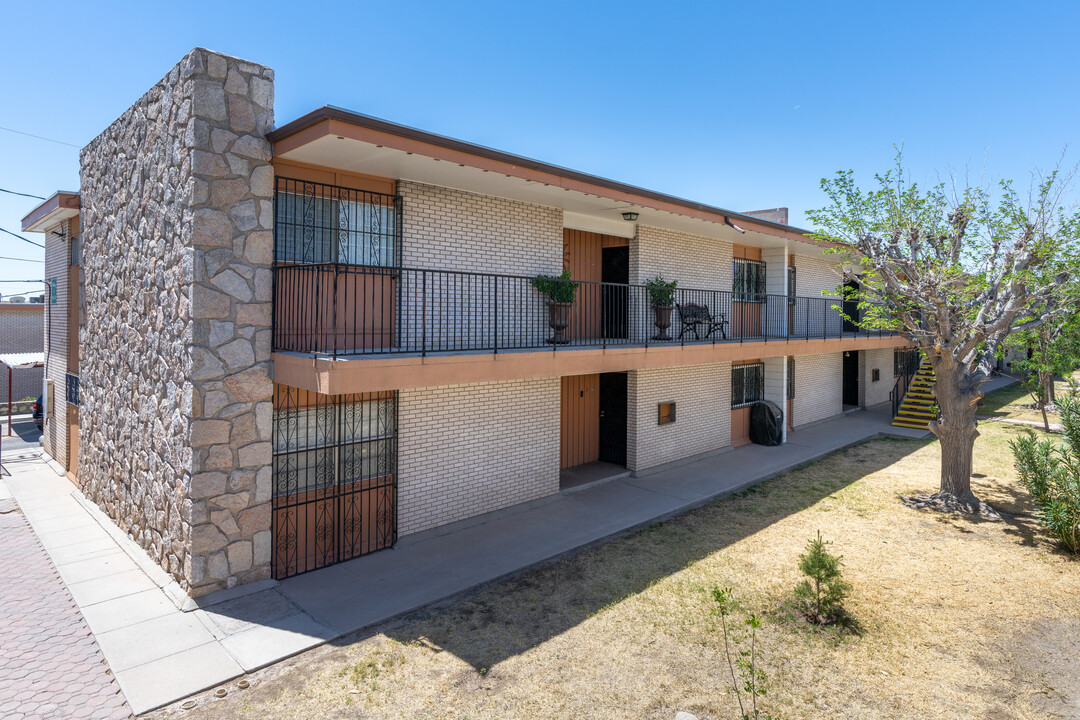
763 355 787 443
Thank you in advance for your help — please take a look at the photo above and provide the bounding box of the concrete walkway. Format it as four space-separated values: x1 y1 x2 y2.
0 400 950 714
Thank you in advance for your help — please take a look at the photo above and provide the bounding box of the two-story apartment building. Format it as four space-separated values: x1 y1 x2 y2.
23 48 908 599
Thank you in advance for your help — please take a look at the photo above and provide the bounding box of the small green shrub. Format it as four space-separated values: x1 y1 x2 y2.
794 531 851 624
645 274 678 307
531 269 579 303
710 587 776 720
1010 396 1080 553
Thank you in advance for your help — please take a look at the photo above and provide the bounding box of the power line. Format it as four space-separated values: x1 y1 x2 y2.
0 124 81 149
0 187 46 200
0 280 44 283
0 256 43 263
0 227 44 248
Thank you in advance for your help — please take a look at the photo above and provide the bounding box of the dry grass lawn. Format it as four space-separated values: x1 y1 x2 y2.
157 387 1080 720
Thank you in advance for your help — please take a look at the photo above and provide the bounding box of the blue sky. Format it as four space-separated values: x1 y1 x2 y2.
1 1 1077 300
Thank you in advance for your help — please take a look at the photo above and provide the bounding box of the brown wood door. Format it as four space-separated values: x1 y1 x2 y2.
731 407 752 447
563 230 629 341
561 374 600 468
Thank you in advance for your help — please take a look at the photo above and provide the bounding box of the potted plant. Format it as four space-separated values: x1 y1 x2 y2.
531 269 579 344
646 275 678 340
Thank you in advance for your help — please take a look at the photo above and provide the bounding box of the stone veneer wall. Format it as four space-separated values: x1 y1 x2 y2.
396 378 561 535
79 48 274 596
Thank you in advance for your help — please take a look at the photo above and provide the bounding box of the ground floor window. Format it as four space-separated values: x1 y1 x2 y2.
731 362 765 408
271 385 398 579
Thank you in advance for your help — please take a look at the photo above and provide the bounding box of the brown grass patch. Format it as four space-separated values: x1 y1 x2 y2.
158 390 1080 720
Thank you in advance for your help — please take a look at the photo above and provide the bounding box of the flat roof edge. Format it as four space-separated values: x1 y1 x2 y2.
268 106 817 239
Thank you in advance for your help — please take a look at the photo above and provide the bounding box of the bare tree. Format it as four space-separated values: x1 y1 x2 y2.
807 153 1079 508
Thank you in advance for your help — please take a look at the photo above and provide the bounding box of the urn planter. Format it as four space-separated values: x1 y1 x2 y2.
652 305 674 341
547 301 573 344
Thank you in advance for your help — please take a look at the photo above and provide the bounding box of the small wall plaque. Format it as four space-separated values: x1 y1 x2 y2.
658 402 676 425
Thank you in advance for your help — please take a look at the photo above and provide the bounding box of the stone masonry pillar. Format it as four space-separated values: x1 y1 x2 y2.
79 48 274 598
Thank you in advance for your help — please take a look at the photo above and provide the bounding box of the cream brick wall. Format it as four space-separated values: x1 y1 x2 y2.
399 180 563 274
793 253 842 298
631 224 733 290
791 352 843 427
397 181 563 350
397 377 560 535
860 348 893 408
763 356 788 442
627 363 731 472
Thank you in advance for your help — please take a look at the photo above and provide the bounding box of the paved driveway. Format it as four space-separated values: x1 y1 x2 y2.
2 416 42 453
0 491 131 720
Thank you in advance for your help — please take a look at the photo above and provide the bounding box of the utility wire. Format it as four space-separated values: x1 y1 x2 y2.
0 280 45 283
0 227 44 248
0 125 81 149
0 256 43 263
0 187 46 200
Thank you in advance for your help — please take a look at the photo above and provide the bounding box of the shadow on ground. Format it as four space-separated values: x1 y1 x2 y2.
351 435 937 672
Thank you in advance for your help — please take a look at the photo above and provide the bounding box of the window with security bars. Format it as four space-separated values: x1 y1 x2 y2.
731 362 765 408
733 259 766 302
272 393 397 497
274 177 401 267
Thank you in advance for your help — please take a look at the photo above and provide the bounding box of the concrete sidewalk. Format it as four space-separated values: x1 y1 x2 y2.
0 399 952 715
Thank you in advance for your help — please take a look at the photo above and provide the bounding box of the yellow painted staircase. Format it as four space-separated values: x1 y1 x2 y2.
892 360 937 429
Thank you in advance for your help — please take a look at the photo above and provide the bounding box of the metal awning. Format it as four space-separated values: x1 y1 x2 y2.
0 353 45 370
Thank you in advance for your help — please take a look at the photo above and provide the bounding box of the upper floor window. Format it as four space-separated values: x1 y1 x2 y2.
274 177 401 267
70 236 82 266
733 258 766 302
786 265 796 303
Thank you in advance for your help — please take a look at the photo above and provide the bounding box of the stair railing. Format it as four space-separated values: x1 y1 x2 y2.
890 352 922 418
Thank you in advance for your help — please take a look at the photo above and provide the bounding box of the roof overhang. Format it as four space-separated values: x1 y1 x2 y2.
21 192 80 233
0 352 45 370
269 107 828 254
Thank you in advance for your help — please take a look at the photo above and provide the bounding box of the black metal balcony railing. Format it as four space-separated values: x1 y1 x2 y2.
65 373 79 407
272 265 892 358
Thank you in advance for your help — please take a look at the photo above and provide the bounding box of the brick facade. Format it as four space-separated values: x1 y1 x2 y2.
627 363 731 472
791 352 843 427
0 304 44 406
39 218 71 466
397 377 561 536
860 347 893 408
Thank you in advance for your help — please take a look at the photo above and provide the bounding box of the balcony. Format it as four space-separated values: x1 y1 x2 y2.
272 265 891 358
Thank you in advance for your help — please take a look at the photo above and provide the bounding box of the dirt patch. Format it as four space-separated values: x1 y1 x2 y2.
149 397 1080 720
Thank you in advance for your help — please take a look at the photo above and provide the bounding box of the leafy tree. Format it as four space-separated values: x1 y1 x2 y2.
794 531 851 624
1006 290 1080 431
808 152 1080 508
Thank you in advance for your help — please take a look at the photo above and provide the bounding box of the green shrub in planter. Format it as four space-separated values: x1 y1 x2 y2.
531 269 579 303
645 275 678 307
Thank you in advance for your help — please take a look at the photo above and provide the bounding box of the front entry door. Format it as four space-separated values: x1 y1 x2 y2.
842 351 859 406
601 246 629 339
598 372 627 465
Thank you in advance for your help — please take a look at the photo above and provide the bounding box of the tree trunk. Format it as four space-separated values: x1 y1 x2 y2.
1039 371 1054 431
927 362 982 506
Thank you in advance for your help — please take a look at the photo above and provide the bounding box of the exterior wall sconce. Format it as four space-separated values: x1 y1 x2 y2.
622 211 639 221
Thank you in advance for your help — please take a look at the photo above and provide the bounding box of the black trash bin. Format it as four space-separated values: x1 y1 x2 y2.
749 400 784 446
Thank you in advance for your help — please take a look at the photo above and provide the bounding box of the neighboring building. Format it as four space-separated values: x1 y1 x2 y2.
23 48 910 599
20 192 81 480
0 300 45 405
